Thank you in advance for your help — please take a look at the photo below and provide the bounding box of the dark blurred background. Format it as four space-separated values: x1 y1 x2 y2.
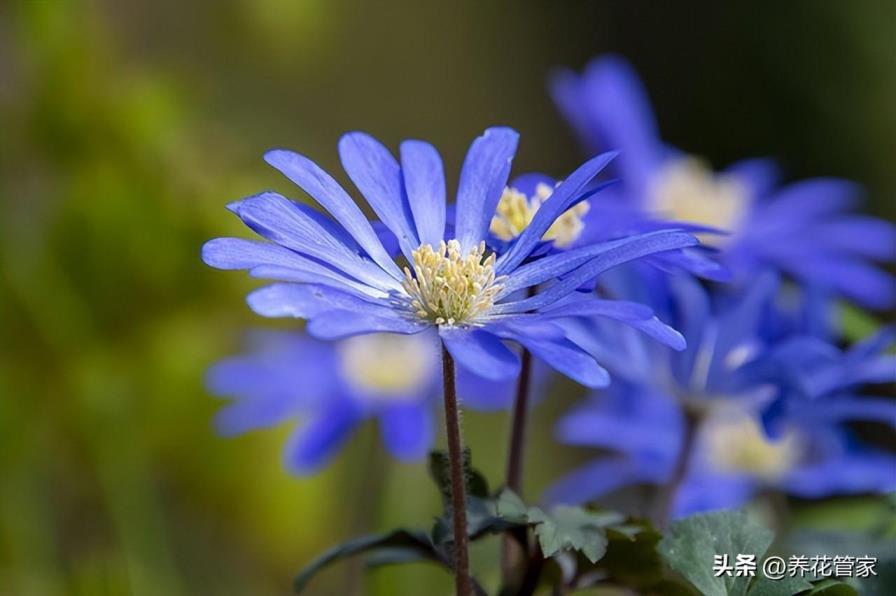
1 1 893 594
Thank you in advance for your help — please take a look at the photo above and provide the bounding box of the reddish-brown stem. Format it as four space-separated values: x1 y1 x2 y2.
441 345 472 596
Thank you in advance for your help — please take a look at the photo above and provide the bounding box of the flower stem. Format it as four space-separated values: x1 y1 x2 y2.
441 345 472 596
505 345 533 494
501 341 534 589
656 408 701 528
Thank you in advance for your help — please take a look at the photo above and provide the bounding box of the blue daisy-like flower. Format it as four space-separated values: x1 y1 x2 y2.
202 127 696 385
548 383 896 518
550 55 896 309
547 272 896 516
207 329 553 473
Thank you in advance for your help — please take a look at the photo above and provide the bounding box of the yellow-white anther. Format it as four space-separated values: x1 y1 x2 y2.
490 183 590 248
339 333 435 397
402 240 503 326
704 410 800 480
648 157 748 246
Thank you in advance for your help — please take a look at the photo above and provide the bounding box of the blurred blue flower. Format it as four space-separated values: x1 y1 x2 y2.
551 55 896 309
208 330 545 473
203 127 696 387
548 274 896 516
548 384 896 517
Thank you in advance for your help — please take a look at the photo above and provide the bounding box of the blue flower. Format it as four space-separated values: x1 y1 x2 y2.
207 331 438 473
202 128 696 386
547 273 896 516
550 55 896 309
207 329 557 473
548 382 896 517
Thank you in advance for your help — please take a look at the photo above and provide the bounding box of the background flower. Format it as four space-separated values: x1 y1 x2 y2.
551 55 896 309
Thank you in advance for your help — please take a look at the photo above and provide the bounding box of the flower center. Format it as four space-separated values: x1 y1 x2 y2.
704 410 801 480
402 239 503 326
339 333 436 397
490 183 590 248
648 157 748 246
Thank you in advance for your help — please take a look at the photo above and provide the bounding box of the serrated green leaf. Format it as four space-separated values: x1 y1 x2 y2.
294 529 436 593
494 488 528 521
528 505 612 563
658 510 774 596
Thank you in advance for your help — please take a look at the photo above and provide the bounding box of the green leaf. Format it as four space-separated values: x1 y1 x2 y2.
595 521 668 589
294 529 438 593
427 449 490 508
658 510 774 596
528 505 616 563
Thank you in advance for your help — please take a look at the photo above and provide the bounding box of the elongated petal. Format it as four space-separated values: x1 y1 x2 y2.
264 149 403 279
545 457 666 506
498 231 698 312
498 229 666 297
497 152 617 274
571 56 663 197
247 283 393 320
781 451 896 498
454 127 519 253
229 192 398 291
379 402 433 461
493 326 609 388
401 140 446 247
248 265 387 299
308 310 429 339
439 327 520 381
203 238 387 299
339 132 419 257
539 297 653 321
757 178 860 223
284 403 361 474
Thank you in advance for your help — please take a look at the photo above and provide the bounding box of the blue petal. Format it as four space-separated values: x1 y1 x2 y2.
780 451 896 498
203 238 388 299
246 283 395 319
454 127 519 253
379 402 433 462
569 56 664 197
283 400 362 474
497 153 617 274
228 192 399 292
491 322 609 388
673 474 758 518
338 132 420 258
400 139 446 247
439 327 521 381
544 457 666 506
539 297 653 321
807 396 896 427
725 158 779 199
498 230 677 297
803 217 896 260
757 178 860 222
264 149 403 279
307 310 429 340
497 230 697 312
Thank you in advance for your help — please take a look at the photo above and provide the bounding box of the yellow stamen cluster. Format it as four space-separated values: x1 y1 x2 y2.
490 183 590 248
704 411 800 480
402 240 503 326
339 333 434 396
648 157 748 246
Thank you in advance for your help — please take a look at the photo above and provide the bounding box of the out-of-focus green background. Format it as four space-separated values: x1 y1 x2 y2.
1 1 893 595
